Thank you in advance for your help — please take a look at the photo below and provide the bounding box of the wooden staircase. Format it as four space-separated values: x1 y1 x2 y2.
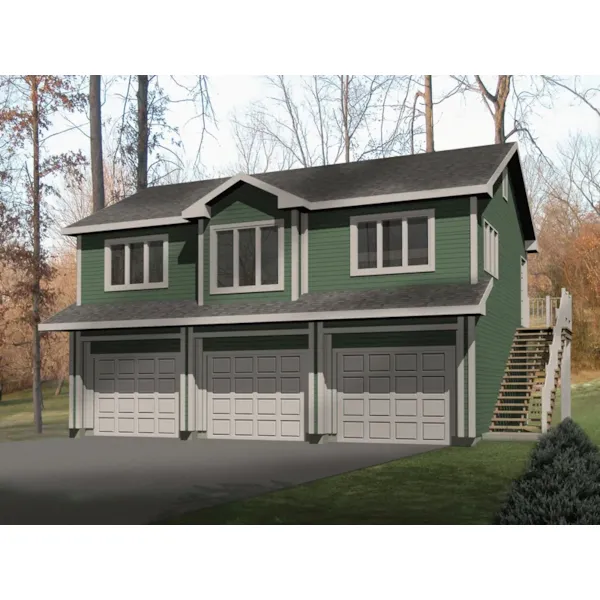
489 328 565 433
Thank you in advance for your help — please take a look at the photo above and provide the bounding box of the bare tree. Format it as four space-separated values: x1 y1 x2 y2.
90 75 105 211
0 76 86 433
137 75 149 191
231 75 414 172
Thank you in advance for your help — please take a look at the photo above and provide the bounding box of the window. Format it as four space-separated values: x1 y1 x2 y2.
502 171 509 201
484 220 499 278
210 219 284 294
350 210 435 276
104 234 168 291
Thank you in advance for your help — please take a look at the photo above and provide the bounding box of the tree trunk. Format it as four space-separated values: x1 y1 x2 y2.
55 377 64 396
342 75 350 163
494 75 511 143
30 78 43 434
424 75 435 152
137 75 149 191
89 75 105 212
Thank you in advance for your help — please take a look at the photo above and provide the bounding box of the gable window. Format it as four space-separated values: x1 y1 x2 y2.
502 171 509 201
104 234 168 291
350 209 435 276
210 219 284 294
483 220 499 278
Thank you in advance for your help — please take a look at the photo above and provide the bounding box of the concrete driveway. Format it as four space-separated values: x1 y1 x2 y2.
0 437 438 524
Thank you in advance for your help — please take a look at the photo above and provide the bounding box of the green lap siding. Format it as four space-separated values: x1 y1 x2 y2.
308 198 470 293
475 174 525 435
81 224 197 304
204 184 291 305
325 317 457 329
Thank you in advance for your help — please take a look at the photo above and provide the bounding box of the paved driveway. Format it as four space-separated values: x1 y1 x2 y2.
0 437 438 524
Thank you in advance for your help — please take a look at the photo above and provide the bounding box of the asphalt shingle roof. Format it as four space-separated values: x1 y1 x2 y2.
42 279 491 328
66 143 516 230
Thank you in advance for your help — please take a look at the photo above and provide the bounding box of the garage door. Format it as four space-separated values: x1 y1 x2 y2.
336 347 454 445
94 354 180 437
206 351 307 441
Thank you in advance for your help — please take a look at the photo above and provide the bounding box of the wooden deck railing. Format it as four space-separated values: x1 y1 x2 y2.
529 296 561 328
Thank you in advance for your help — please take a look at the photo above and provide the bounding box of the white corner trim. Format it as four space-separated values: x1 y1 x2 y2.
104 233 169 292
484 142 518 198
195 337 204 432
349 208 435 276
308 322 315 435
74 331 83 430
62 216 189 236
182 173 309 219
477 278 494 316
456 316 465 438
186 326 196 432
291 209 299 301
38 303 488 332
209 218 285 295
316 321 325 434
76 236 82 306
470 196 478 284
68 332 75 429
179 327 186 432
467 316 476 438
198 220 205 306
300 212 309 295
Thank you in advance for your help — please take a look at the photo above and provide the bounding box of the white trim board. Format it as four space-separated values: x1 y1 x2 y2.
198 219 205 306
291 210 299 301
467 316 476 438
300 212 309 294
39 302 489 331
76 236 82 306
456 316 465 438
182 173 309 218
470 196 478 284
62 216 189 236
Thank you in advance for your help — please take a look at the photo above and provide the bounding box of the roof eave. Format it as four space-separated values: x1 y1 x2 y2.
61 216 191 236
39 301 488 332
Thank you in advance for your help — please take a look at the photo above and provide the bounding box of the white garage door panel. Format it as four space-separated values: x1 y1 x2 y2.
94 354 180 438
337 347 454 445
206 351 307 441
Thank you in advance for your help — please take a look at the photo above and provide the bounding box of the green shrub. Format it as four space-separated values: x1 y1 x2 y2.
495 419 600 525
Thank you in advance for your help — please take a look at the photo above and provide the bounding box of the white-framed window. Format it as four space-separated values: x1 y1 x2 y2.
349 209 435 276
502 171 509 201
483 220 499 278
104 234 168 291
210 219 285 295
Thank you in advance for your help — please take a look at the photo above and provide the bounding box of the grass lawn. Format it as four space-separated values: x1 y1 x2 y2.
165 378 600 525
0 381 69 443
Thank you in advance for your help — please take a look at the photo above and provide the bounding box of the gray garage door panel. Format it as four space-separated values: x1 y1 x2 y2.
336 347 454 445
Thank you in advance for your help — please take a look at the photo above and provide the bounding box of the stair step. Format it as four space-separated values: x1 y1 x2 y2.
491 417 529 422
496 403 530 408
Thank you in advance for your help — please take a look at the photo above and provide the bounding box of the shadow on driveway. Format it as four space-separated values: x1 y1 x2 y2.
0 437 439 524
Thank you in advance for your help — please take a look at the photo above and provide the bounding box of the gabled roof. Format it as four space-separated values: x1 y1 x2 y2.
39 278 493 331
62 142 534 240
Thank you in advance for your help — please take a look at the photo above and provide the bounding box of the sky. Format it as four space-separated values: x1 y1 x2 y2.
45 75 600 187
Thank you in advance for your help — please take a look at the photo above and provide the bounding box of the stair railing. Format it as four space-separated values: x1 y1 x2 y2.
529 296 561 328
540 288 573 433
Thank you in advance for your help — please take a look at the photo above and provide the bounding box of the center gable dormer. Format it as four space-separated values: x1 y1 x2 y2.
198 181 297 307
